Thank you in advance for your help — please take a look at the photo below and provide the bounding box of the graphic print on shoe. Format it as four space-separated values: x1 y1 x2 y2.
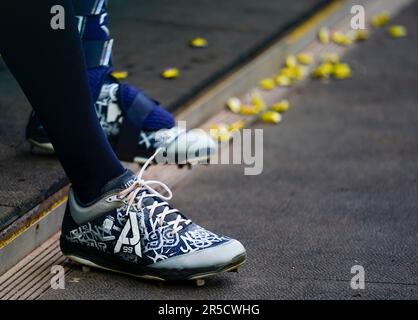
61 149 245 280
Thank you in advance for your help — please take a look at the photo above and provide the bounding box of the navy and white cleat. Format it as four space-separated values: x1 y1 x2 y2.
26 84 215 166
60 149 246 283
26 0 215 166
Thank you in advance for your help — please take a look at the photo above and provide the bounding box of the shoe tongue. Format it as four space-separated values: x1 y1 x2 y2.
101 169 137 194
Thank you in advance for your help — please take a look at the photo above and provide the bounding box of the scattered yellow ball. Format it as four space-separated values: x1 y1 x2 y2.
322 52 340 64
209 124 231 142
161 68 179 79
226 97 242 113
260 111 282 124
251 92 266 110
297 53 314 65
272 100 290 113
279 67 295 78
189 37 208 48
333 63 352 80
388 25 407 38
239 104 260 116
292 66 307 81
275 74 292 86
354 29 369 41
331 32 353 46
285 55 298 68
259 78 276 90
111 71 129 80
313 63 334 79
229 120 245 133
371 11 390 28
318 27 330 44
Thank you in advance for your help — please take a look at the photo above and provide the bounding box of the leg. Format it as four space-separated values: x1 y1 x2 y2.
0 1 246 282
0 0 124 203
26 0 215 166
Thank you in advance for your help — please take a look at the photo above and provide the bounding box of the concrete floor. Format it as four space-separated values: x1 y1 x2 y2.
41 0 418 300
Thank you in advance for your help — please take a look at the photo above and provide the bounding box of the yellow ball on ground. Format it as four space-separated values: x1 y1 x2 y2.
275 74 292 86
226 97 242 113
322 52 340 64
209 124 231 142
313 63 334 79
388 25 407 38
285 55 298 68
297 53 314 65
333 63 352 79
260 111 282 124
371 11 390 28
272 100 290 113
161 68 179 79
229 120 245 132
189 37 208 48
259 78 276 90
251 92 266 110
318 27 330 44
354 30 369 41
239 105 260 116
111 71 129 80
331 32 352 46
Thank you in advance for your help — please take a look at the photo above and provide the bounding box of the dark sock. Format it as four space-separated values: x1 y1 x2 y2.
0 0 125 203
75 1 176 130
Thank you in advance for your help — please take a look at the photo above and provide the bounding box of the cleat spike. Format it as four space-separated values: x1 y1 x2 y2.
195 279 205 287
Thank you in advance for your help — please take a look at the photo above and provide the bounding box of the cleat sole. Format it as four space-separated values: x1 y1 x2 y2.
64 252 245 284
27 139 55 155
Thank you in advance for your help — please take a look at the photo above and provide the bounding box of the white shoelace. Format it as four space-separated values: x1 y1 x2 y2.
117 147 191 235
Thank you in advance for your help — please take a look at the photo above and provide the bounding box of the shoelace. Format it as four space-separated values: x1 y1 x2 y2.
117 147 191 234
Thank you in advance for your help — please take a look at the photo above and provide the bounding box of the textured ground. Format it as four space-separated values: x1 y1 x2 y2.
41 0 418 300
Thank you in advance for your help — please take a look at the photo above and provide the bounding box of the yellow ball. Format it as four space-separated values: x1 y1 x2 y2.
190 37 208 48
251 92 266 110
388 25 407 38
318 27 330 44
209 124 231 142
322 52 340 65
297 53 314 65
354 30 369 41
285 55 298 68
161 68 179 79
331 32 352 46
371 11 390 28
272 100 290 113
240 105 260 116
313 63 334 79
259 78 276 90
275 74 292 86
229 120 245 132
260 111 282 124
333 63 352 80
111 70 129 80
226 97 242 113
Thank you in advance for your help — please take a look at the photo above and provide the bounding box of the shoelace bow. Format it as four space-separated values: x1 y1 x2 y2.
117 147 191 235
